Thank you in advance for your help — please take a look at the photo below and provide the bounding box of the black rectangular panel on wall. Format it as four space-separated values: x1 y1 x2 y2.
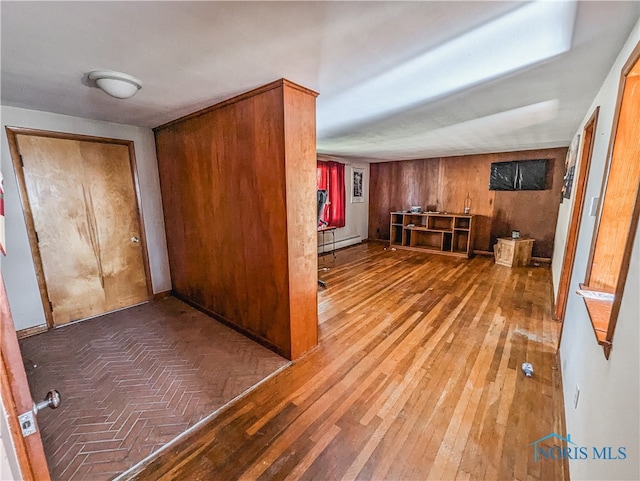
489 159 547 191
516 159 547 190
489 161 517 190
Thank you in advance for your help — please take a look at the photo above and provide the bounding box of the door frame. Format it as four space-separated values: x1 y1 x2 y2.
5 127 153 329
553 107 599 322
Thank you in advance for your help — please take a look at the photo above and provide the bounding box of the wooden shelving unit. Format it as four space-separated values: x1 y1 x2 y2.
389 212 474 258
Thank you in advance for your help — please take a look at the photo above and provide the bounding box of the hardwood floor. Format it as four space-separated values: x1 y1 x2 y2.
123 243 567 481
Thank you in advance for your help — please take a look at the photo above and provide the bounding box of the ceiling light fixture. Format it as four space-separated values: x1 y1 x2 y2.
88 70 142 99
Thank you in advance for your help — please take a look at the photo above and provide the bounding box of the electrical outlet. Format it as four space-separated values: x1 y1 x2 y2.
574 385 580 409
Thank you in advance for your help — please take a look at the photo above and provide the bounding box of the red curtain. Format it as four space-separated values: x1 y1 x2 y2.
317 161 345 228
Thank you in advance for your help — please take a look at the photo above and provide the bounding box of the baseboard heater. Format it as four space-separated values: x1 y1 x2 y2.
318 234 361 252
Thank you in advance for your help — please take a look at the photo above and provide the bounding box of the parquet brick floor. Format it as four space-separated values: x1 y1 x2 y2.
18 297 288 481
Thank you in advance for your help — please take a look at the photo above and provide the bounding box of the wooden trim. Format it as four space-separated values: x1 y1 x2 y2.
607 176 640 347
280 78 320 98
554 107 599 321
583 298 611 341
3 126 133 146
585 42 640 284
393 244 470 259
5 127 55 329
473 250 552 264
0 275 51 480
582 44 640 358
154 78 319 131
126 142 154 300
580 295 613 358
622 40 640 76
531 256 552 264
152 290 172 301
604 44 640 350
16 325 48 340
552 356 571 481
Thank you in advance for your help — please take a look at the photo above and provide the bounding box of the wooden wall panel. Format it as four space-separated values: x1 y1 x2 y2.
491 148 566 258
283 85 319 359
368 163 390 240
369 159 439 239
155 79 318 360
369 147 567 258
441 156 495 253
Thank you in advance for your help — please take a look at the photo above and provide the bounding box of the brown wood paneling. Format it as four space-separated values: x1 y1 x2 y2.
491 148 566 258
154 79 318 360
441 156 495 253
368 159 439 240
283 85 319 359
369 148 566 258
369 163 390 240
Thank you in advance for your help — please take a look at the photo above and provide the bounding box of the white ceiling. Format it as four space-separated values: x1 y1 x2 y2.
2 1 638 161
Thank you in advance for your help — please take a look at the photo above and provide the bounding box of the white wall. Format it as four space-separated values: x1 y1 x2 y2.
554 22 639 481
1 106 171 331
318 160 370 251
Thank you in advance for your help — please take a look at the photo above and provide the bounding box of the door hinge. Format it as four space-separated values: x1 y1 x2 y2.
19 155 24 167
49 300 53 312
18 411 37 437
35 231 40 243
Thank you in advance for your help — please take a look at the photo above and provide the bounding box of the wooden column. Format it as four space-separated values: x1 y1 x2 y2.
154 79 318 360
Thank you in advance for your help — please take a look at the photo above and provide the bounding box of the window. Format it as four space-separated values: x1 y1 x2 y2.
581 44 640 359
317 161 345 228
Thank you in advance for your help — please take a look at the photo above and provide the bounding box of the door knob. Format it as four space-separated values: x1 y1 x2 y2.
34 389 61 414
18 390 62 437
131 236 140 243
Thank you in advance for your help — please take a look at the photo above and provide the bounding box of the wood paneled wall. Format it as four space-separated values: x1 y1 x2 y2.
154 79 318 360
369 148 567 258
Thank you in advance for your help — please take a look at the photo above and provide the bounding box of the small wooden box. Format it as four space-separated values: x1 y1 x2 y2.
494 238 534 267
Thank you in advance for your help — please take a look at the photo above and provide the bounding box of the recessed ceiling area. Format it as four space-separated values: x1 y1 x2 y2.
2 1 638 161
